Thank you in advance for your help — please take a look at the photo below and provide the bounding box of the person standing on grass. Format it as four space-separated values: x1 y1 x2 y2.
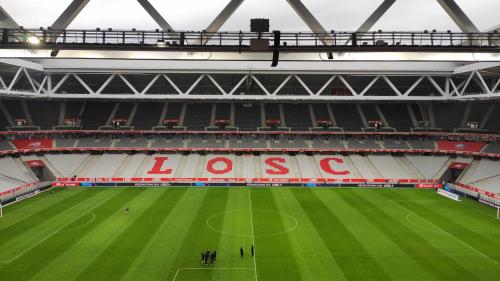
201 251 205 264
210 251 215 264
125 207 129 214
206 250 211 264
213 250 217 263
251 244 254 257
240 246 244 258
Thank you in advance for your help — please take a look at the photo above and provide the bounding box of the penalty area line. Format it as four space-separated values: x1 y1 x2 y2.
172 267 254 281
394 201 498 264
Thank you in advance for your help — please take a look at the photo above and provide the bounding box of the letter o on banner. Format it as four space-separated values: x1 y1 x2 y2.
320 158 350 175
207 157 233 175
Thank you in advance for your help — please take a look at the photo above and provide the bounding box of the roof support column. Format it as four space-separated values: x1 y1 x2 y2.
435 0 479 32
136 0 175 32
203 0 245 44
0 6 19 28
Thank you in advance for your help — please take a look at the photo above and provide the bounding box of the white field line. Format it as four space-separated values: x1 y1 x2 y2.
0 211 95 264
172 267 253 281
248 188 258 281
395 201 498 264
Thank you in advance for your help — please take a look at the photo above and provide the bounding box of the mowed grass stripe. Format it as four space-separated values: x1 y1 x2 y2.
383 189 500 263
73 188 187 281
211 188 254 281
0 188 127 281
314 189 433 281
0 188 105 262
342 189 482 281
167 188 230 281
271 189 348 281
0 188 87 232
120 188 208 281
0 189 78 230
27 188 157 281
291 189 391 280
252 188 302 281
410 190 500 238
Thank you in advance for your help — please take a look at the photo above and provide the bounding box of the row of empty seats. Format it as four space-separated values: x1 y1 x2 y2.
48 137 440 150
0 157 39 192
1 100 499 132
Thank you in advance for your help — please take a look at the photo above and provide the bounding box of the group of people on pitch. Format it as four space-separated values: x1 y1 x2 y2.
201 250 217 264
201 245 254 265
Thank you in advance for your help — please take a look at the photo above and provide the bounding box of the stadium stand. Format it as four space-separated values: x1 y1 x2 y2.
131 102 164 130
434 103 466 131
379 104 414 131
81 102 114 130
460 159 500 185
27 101 60 130
331 104 364 131
234 104 261 131
283 104 312 131
0 100 498 132
483 141 500 154
484 105 500 133
0 157 38 191
404 155 449 179
184 103 212 130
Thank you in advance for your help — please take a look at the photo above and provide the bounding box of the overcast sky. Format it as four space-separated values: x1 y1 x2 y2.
1 0 499 32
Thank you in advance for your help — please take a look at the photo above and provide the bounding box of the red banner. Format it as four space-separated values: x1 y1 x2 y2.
12 138 53 149
25 160 45 167
437 140 485 152
449 162 469 169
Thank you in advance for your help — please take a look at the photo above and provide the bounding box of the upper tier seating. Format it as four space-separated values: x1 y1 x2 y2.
0 100 499 132
483 141 500 154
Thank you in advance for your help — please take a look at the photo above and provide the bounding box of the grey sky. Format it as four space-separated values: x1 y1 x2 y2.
1 0 498 32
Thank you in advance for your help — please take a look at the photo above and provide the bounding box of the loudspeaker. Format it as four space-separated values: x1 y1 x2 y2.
271 31 281 67
245 75 253 92
271 50 280 67
250 19 270 32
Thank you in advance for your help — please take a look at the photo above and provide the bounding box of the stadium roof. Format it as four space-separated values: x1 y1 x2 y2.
1 0 499 33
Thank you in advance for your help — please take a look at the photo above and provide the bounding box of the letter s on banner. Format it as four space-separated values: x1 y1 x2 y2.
320 158 350 175
207 157 233 175
147 157 173 175
265 157 289 175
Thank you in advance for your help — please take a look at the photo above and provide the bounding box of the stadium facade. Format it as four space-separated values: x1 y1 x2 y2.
0 0 499 209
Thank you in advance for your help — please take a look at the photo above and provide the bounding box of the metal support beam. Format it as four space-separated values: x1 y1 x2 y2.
435 0 479 32
356 0 396 32
0 59 44 72
51 0 91 30
0 6 19 28
136 0 175 32
203 0 245 44
453 62 500 74
286 0 332 45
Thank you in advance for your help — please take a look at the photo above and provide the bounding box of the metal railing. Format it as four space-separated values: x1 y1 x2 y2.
0 28 499 51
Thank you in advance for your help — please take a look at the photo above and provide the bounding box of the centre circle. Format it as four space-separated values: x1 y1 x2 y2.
206 209 298 237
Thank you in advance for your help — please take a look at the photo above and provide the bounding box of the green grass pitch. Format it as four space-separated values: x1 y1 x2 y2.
1 187 500 281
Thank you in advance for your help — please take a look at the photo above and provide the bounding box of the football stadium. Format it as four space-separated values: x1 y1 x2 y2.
0 0 500 280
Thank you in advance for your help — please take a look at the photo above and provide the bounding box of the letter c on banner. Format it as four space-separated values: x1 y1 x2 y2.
320 158 350 175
